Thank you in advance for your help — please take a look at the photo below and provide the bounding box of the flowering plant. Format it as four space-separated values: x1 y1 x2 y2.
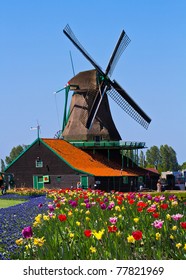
14 189 186 260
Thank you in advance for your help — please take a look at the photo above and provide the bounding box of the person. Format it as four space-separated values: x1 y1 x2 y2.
77 181 81 189
0 174 6 195
1 183 7 195
157 179 162 192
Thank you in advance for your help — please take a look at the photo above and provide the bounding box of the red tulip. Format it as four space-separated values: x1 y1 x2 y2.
108 225 118 233
152 212 160 218
58 214 67 222
180 222 186 229
132 230 143 240
160 204 168 210
84 229 92 237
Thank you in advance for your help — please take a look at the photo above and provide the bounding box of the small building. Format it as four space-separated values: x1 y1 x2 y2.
5 138 159 191
161 171 185 190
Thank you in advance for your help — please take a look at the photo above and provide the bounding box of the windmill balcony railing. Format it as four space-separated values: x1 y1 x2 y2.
70 140 146 149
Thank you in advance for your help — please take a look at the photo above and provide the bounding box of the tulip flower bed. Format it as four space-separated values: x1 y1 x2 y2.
0 193 52 260
12 188 186 260
7 187 47 198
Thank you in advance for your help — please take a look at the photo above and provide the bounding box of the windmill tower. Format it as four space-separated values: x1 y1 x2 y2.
60 25 151 142
62 69 121 141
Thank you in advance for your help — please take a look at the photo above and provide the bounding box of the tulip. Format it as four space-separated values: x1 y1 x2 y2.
22 226 33 239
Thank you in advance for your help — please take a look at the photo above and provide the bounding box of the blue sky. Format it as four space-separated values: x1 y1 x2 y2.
1 0 186 165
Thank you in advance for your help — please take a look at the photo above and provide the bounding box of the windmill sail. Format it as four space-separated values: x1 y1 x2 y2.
108 80 151 129
105 30 131 77
63 24 104 76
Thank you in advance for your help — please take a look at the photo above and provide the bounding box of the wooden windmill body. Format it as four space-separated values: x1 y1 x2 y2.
62 69 121 141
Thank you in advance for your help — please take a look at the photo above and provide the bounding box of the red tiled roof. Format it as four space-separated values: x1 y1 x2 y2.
145 168 159 175
42 138 138 177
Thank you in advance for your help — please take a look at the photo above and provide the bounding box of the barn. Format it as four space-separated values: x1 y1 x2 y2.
5 138 159 191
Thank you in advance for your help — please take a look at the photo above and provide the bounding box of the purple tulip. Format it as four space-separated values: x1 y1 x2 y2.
22 226 33 238
154 197 160 203
128 193 135 199
48 204 55 212
38 203 43 208
107 202 115 210
146 194 152 200
100 203 107 210
85 203 91 209
69 200 78 207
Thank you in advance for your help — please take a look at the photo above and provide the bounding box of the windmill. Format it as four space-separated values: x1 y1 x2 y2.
58 24 151 142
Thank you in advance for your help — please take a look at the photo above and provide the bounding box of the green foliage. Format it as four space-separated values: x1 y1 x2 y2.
139 151 145 167
146 146 160 169
5 144 28 166
145 145 179 172
0 159 5 172
160 145 178 172
181 162 186 170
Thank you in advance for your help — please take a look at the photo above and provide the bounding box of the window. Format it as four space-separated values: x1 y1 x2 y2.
138 176 143 183
56 176 61 182
35 160 43 168
38 176 43 182
123 176 128 184
94 136 102 142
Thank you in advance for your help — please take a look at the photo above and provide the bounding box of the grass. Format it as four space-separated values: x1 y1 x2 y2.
0 199 26 208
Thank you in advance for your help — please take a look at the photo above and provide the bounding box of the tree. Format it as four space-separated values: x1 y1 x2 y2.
159 145 178 172
145 145 160 169
145 144 179 172
1 159 5 172
5 145 28 166
139 150 146 168
181 162 186 170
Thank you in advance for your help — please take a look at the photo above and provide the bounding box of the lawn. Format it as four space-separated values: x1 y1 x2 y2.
0 199 26 208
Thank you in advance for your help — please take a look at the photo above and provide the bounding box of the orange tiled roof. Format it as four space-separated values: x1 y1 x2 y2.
42 138 138 177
